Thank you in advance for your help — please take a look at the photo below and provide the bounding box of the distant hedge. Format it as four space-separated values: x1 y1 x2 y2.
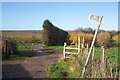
42 20 69 46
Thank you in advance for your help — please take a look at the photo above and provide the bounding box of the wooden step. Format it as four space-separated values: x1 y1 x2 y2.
65 52 78 54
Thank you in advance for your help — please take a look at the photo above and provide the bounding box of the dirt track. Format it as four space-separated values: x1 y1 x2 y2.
2 45 63 78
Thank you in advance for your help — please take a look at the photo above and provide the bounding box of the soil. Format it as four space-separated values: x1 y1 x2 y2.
2 45 63 78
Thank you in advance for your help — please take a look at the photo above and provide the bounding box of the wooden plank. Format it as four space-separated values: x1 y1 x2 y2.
65 57 70 58
65 52 78 54
66 47 78 50
63 42 66 58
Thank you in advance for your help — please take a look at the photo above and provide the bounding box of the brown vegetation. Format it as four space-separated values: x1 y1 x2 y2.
112 34 120 46
2 30 43 43
68 31 93 46
97 31 111 48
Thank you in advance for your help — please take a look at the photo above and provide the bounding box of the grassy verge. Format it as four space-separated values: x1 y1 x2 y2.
48 59 78 78
47 46 119 78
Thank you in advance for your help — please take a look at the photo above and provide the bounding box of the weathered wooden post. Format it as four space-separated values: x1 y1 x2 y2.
78 37 80 54
86 44 89 50
101 46 105 77
92 46 95 78
83 36 85 46
63 42 67 59
5 39 8 54
80 36 83 53
5 39 9 58
115 50 118 78
102 46 105 64
32 43 34 54
110 67 113 78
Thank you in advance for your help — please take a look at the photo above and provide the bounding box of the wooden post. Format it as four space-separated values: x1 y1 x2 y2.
81 43 84 53
101 46 105 65
92 46 95 78
115 51 117 78
102 46 105 62
63 43 66 59
78 37 80 54
83 36 84 45
5 40 8 54
102 46 105 77
5 39 9 58
86 44 89 50
110 67 113 78
32 43 33 51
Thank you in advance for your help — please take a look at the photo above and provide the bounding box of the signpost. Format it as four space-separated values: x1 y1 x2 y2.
81 14 103 77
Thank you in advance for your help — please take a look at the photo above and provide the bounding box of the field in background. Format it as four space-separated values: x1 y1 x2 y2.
1 30 43 43
1 30 119 58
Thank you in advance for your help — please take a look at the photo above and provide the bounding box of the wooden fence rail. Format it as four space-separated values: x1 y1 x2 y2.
63 36 89 59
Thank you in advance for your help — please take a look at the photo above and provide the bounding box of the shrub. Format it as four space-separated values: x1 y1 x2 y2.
69 31 86 45
84 33 94 45
69 31 93 46
97 31 111 48
112 34 120 46
42 20 69 46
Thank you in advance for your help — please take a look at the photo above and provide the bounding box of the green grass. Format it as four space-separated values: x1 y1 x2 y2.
17 45 29 51
105 47 119 56
48 59 81 78
45 45 77 50
10 45 33 60
48 59 70 78
91 47 119 57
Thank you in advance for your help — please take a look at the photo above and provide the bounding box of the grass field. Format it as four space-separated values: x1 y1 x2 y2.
1 30 43 43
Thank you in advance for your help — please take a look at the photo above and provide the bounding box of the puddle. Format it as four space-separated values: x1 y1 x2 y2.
37 50 43 52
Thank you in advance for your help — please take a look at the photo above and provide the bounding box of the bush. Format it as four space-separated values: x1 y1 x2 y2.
42 20 69 46
97 31 111 48
69 31 86 45
112 34 120 46
68 31 93 46
84 33 94 45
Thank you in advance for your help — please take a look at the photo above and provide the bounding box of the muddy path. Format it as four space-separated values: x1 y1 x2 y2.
2 45 63 78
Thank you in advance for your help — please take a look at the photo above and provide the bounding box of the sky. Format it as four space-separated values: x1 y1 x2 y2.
1 2 118 30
